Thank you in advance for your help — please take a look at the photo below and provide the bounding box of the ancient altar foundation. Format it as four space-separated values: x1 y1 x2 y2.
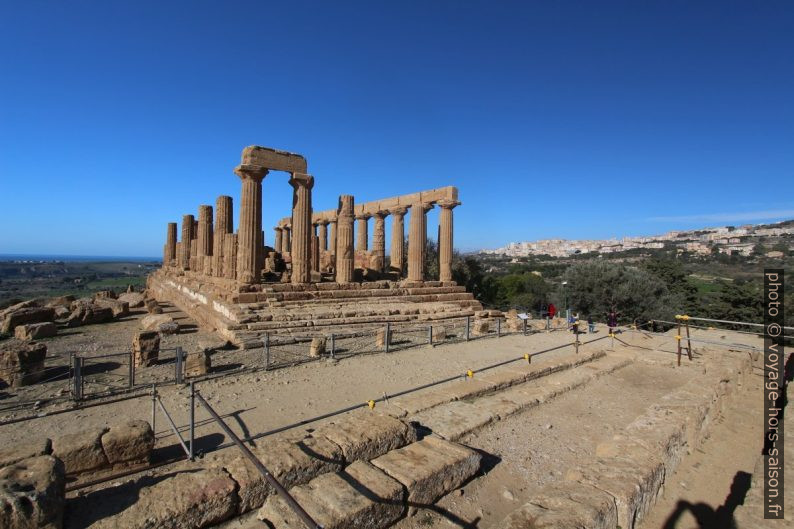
148 145 481 346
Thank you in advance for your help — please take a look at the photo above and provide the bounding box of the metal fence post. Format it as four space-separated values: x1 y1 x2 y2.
330 334 335 358
574 322 580 354
428 325 433 345
465 316 470 341
385 323 391 353
264 333 270 368
523 318 527 336
175 347 184 385
128 350 135 389
497 318 501 337
72 355 83 401
151 385 157 435
189 381 195 461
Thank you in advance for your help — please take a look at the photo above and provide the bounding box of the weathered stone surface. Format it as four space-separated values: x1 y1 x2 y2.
316 411 417 463
95 298 130 318
66 302 114 327
118 292 145 308
1 307 56 334
371 437 481 506
93 290 117 300
409 400 497 441
14 322 57 341
90 468 238 529
0 455 65 529
101 420 154 467
140 314 176 332
0 339 47 387
133 331 160 367
497 481 617 529
375 327 392 348
259 460 404 529
0 438 52 468
52 427 109 474
309 336 326 357
185 349 211 377
52 306 70 319
431 325 447 343
472 319 490 335
45 295 75 310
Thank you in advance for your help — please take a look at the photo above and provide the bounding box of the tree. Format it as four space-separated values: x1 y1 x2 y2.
559 261 675 324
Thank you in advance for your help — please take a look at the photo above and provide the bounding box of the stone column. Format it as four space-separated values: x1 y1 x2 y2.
283 226 291 253
318 221 328 251
407 203 433 282
274 227 283 253
329 219 337 255
289 173 314 284
372 211 387 272
197 205 213 275
213 196 233 277
180 214 194 270
311 224 320 274
223 233 237 280
437 199 460 282
355 214 371 252
335 195 355 283
165 223 177 267
389 206 409 275
234 163 268 284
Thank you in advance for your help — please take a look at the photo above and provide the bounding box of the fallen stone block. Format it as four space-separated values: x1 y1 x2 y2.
118 292 145 308
375 327 392 348
93 290 117 300
14 322 57 341
52 427 109 475
90 468 238 529
371 436 481 507
66 302 114 327
1 306 56 334
140 314 177 332
309 336 326 357
133 331 160 367
185 349 211 377
0 339 48 387
259 460 405 529
95 298 130 318
45 295 75 310
0 438 52 468
101 420 154 467
0 455 65 529
316 411 417 463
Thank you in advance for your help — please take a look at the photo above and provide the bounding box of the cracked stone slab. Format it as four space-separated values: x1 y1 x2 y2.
409 400 497 441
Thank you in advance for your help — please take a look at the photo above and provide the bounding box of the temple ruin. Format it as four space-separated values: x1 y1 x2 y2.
148 145 481 345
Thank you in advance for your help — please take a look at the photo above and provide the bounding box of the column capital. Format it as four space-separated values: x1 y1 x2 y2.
388 206 409 217
289 172 314 190
234 164 269 181
415 202 434 213
274 226 283 232
373 210 388 219
436 199 461 210
319 219 330 226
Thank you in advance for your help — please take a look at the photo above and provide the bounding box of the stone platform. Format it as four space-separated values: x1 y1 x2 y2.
147 269 482 346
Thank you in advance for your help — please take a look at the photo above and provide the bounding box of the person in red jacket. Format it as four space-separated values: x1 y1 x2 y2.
548 303 556 319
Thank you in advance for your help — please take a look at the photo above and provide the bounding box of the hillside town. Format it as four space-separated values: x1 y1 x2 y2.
481 221 794 258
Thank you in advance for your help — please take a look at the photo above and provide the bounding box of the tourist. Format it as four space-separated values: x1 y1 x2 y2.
587 315 595 333
607 309 619 334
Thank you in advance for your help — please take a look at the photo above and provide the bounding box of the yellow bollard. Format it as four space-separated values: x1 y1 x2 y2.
367 400 376 409
523 353 531 364
466 369 474 378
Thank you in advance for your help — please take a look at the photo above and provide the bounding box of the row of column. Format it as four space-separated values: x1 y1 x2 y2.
270 199 458 283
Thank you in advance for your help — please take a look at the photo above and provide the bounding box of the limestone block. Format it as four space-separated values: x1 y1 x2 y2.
316 411 417 463
409 400 497 441
93 290 117 300
144 299 162 314
45 295 75 310
101 420 154 467
1 307 56 334
52 427 109 475
375 327 392 348
568 452 665 529
158 322 180 335
14 322 57 341
309 336 326 358
95 299 129 318
0 339 47 387
133 331 160 367
371 437 481 506
431 325 447 343
52 306 70 319
0 455 65 529
0 438 52 468
185 350 211 377
258 460 405 529
118 292 145 308
140 314 176 332
472 319 490 335
257 434 344 490
65 303 114 327
497 481 617 529
90 468 238 529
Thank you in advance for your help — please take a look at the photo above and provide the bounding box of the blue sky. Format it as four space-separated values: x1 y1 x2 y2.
1 1 792 257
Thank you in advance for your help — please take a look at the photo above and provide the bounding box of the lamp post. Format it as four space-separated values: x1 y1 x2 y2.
562 281 569 321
